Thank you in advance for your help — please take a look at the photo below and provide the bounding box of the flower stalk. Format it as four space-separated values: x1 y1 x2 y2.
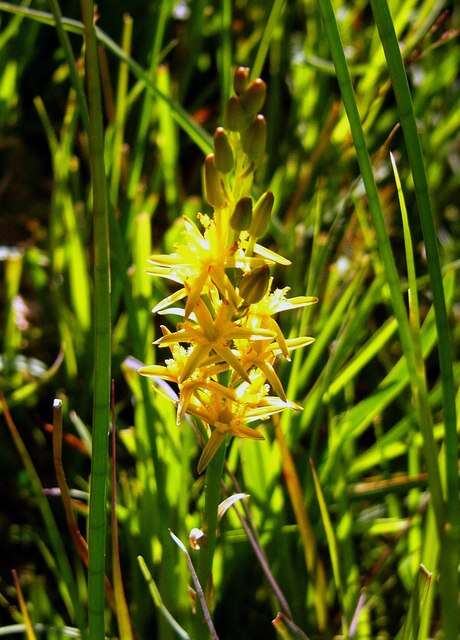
139 66 316 612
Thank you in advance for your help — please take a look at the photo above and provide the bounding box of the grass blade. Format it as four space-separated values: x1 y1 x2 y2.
80 0 111 637
396 565 433 640
369 5 459 634
310 460 345 633
0 2 213 153
1 395 86 636
11 570 37 640
219 0 231 116
316 0 445 533
368 0 458 521
250 0 286 81
46 0 89 130
137 556 191 640
111 390 134 640
170 530 220 640
274 417 328 629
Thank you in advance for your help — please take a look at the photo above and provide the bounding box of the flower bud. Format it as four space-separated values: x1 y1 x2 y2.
250 191 274 238
241 115 266 161
230 196 252 231
234 66 250 95
241 79 267 118
203 154 226 208
239 265 270 305
213 127 234 173
224 95 247 132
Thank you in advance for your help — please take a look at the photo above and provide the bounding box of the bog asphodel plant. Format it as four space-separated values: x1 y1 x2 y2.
139 67 317 473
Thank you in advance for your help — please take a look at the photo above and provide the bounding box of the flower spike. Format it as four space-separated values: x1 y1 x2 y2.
141 67 317 472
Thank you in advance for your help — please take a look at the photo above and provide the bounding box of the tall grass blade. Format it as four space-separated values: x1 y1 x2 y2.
316 0 445 534
369 0 459 523
46 0 89 130
127 0 171 197
11 570 37 640
310 460 346 633
80 0 111 637
137 556 191 640
250 0 286 81
110 391 134 640
396 565 432 640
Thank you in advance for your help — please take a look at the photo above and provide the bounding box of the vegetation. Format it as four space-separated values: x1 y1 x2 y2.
0 1 458 638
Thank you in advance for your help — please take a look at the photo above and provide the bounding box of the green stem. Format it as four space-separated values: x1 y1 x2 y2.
199 438 227 595
80 0 111 638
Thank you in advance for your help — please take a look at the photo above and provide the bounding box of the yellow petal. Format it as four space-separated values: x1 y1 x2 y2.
197 432 225 474
147 268 183 285
152 288 187 314
257 360 286 401
148 253 183 265
286 336 315 349
213 344 250 382
253 243 291 266
226 326 275 340
210 267 239 308
138 365 177 382
201 379 236 400
179 343 211 382
269 318 290 359
154 329 189 346
276 295 318 313
184 270 209 318
193 299 216 337
228 256 268 269
177 384 196 424
231 424 265 440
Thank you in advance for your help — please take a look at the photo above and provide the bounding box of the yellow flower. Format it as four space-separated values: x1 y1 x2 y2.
243 282 317 358
184 374 301 473
149 216 290 317
153 297 275 383
140 67 317 473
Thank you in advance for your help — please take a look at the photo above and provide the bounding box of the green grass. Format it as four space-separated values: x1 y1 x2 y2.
0 1 459 638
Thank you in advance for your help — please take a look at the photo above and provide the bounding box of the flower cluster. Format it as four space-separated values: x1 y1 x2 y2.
139 67 316 473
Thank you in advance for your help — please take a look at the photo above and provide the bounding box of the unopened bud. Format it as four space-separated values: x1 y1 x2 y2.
230 196 252 231
225 95 247 132
239 265 270 305
250 191 274 238
214 127 234 173
203 154 226 208
189 528 206 550
241 115 266 161
241 79 267 118
234 66 250 95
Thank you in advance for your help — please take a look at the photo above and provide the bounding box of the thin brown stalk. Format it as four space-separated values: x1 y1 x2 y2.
169 530 220 640
274 416 328 629
225 468 292 618
52 399 116 611
52 399 89 564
